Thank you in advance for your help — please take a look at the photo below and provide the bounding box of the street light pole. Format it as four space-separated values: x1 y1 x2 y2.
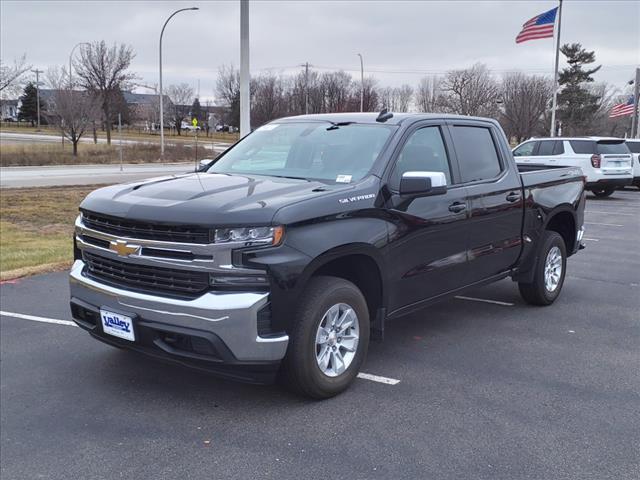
69 42 90 88
240 0 250 138
159 7 199 156
357 53 364 112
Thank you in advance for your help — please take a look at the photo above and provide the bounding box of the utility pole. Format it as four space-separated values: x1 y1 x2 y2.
632 67 640 139
118 113 123 172
304 62 310 114
240 0 250 137
31 68 43 129
357 53 364 112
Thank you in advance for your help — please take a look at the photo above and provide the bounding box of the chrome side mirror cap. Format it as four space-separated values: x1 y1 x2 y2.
399 171 447 196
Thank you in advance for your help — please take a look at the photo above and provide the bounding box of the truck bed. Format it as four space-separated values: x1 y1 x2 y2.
517 164 585 189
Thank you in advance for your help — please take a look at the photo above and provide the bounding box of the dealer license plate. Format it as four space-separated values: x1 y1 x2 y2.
100 309 135 342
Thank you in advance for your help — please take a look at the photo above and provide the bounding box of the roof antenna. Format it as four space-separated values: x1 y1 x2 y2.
376 108 393 123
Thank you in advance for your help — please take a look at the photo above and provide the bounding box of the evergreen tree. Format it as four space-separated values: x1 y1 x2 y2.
191 97 203 123
556 43 602 135
18 82 45 126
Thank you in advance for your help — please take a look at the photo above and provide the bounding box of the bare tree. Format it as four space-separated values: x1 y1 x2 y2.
215 64 240 126
74 41 135 144
379 84 413 112
440 63 500 117
499 73 552 142
166 83 194 136
415 76 443 113
0 54 30 97
46 69 100 156
321 71 353 112
251 73 286 127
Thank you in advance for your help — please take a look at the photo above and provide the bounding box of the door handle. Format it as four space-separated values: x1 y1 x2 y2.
506 192 521 203
448 202 467 213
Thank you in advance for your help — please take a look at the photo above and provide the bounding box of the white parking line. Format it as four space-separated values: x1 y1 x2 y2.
454 296 514 306
357 372 401 385
586 211 636 216
585 222 624 227
0 310 77 327
584 238 599 242
0 310 402 386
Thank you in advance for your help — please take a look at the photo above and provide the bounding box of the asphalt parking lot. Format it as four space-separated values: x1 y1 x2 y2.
1 190 638 480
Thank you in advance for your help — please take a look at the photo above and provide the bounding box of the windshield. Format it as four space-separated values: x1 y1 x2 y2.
596 141 630 154
207 122 395 183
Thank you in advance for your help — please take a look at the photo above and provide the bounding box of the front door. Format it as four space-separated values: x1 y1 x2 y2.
383 123 470 314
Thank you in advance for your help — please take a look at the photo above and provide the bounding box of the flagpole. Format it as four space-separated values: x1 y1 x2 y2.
549 0 563 137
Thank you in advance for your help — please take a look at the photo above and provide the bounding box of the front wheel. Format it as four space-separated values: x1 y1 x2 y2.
518 231 567 306
281 276 370 399
592 187 615 198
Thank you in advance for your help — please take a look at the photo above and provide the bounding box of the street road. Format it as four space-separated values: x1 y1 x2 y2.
0 162 200 188
1 191 639 479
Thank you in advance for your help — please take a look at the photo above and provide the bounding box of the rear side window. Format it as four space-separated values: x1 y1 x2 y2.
537 141 555 156
451 126 502 183
553 141 565 155
627 142 640 154
570 140 596 154
596 141 630 154
513 141 536 157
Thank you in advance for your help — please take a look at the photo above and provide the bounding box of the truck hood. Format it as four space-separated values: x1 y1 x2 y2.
80 172 353 226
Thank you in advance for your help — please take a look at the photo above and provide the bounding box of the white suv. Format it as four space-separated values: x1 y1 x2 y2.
624 139 640 190
513 137 633 197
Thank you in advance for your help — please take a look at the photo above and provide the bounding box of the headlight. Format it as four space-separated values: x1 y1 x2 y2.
214 226 284 246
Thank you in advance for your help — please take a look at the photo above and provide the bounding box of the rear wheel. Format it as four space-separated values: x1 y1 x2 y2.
518 231 567 306
281 276 370 399
592 187 615 198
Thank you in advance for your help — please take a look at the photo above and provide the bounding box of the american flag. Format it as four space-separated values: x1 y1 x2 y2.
609 97 636 118
516 7 559 44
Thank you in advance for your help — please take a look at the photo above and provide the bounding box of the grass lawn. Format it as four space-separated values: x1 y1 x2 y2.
0 186 101 279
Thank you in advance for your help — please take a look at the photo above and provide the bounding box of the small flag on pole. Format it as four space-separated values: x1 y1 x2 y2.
516 7 559 43
609 97 636 118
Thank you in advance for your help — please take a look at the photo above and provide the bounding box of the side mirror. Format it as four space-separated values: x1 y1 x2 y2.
399 171 447 196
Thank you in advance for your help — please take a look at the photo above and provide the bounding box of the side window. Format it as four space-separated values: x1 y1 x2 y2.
537 141 555 156
451 126 502 183
390 126 452 189
570 140 596 154
513 141 536 157
553 140 565 155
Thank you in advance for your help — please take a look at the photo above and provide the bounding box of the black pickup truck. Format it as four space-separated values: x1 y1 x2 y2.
70 112 586 398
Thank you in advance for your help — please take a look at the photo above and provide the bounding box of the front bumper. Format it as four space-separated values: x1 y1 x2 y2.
69 260 289 383
586 178 632 189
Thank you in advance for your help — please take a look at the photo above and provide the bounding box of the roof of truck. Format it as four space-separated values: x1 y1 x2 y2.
272 112 498 126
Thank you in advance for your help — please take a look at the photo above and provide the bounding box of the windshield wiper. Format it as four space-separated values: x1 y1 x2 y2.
269 175 311 181
326 121 354 131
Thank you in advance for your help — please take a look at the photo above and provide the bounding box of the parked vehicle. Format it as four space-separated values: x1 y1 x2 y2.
513 137 633 197
70 112 586 398
624 139 640 189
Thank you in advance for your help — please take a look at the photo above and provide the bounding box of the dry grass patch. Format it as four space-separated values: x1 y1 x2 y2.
0 185 103 278
0 142 206 167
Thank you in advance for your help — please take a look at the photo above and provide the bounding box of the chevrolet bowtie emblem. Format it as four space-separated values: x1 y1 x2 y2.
109 239 140 257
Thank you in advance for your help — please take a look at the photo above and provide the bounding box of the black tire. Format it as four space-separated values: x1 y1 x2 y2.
518 231 567 306
592 187 615 198
281 276 370 399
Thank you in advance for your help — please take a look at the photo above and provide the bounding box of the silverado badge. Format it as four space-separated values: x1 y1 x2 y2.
109 239 140 257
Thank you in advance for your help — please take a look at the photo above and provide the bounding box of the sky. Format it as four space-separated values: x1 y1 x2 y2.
1 0 638 104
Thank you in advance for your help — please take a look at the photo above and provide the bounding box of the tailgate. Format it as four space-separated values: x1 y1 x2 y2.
601 154 633 175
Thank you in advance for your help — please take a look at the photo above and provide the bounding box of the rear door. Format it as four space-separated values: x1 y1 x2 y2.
447 120 524 284
534 139 565 165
